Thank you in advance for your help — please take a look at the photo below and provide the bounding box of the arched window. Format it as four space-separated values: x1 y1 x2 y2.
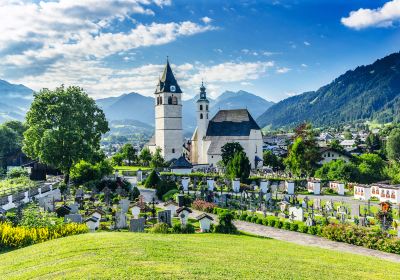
206 105 208 111
168 96 172 104
172 148 175 153
159 96 162 105
206 113 208 119
200 105 203 110
200 113 203 119
172 95 178 105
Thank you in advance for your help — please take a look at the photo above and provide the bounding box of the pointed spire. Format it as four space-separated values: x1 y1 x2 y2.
197 81 209 103
155 57 182 94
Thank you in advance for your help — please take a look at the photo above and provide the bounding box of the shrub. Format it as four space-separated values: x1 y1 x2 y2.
267 216 277 227
256 218 263 225
289 223 299 231
282 221 291 230
246 215 253 222
7 167 29 179
213 208 228 216
172 223 195 234
214 212 237 234
251 216 258 223
275 220 283 229
262 218 269 226
308 226 318 235
144 170 160 189
0 222 88 249
298 224 309 233
150 223 170 234
192 200 216 213
162 189 179 202
155 180 177 200
239 213 248 221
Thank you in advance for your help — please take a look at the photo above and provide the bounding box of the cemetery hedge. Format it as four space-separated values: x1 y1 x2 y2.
236 213 400 255
0 222 88 250
2 232 400 279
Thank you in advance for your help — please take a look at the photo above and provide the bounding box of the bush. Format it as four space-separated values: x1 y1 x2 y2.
214 212 237 234
262 218 269 226
144 170 160 189
7 167 29 179
192 200 217 213
246 215 253 222
155 180 177 200
150 223 170 234
251 216 258 223
162 189 179 202
213 208 228 216
266 216 277 227
308 226 318 235
130 186 140 201
282 221 291 230
289 223 299 232
256 218 263 225
298 224 309 233
0 222 88 249
172 223 195 234
275 220 283 229
239 213 248 221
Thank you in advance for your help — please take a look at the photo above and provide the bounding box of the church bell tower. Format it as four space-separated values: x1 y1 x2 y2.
154 58 183 162
196 81 209 164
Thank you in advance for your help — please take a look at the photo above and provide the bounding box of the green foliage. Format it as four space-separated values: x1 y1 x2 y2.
386 162 400 184
365 133 382 152
386 128 400 162
172 223 195 234
144 170 160 189
226 151 251 181
150 223 170 234
111 153 124 166
150 147 165 168
120 143 137 166
155 180 177 200
0 176 36 194
221 142 244 166
214 211 237 234
263 150 284 170
70 159 113 186
356 153 387 184
19 204 62 228
6 167 29 179
139 147 152 167
315 160 360 182
162 189 179 201
23 85 109 183
130 186 140 201
0 125 20 168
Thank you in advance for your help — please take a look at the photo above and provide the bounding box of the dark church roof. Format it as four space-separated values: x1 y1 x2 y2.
206 109 261 137
155 59 182 94
170 156 193 169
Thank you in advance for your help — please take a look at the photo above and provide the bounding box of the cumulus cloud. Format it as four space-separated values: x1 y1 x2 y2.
341 0 400 29
201 16 213 24
276 67 290 74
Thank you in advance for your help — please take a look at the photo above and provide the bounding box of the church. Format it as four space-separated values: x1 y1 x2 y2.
148 59 263 169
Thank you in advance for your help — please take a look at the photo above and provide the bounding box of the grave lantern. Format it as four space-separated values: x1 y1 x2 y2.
196 213 214 232
176 206 193 226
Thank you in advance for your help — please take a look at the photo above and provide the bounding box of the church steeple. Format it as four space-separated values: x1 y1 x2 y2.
197 81 209 103
155 58 182 94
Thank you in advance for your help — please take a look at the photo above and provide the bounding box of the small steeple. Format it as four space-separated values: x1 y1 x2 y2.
198 80 209 102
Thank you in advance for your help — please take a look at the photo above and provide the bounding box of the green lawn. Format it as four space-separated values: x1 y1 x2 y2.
1 233 400 279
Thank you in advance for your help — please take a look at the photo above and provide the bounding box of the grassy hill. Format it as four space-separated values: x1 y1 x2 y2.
1 232 400 279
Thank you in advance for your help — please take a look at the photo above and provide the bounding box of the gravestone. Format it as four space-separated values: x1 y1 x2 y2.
288 207 304 222
119 199 130 214
116 186 123 196
305 216 316 226
64 214 83 223
177 194 185 207
351 204 360 218
115 212 127 229
325 200 333 212
181 177 190 192
232 179 240 193
207 178 215 191
301 200 307 209
131 205 141 219
129 218 145 232
157 210 172 226
69 203 80 214
75 189 84 199
314 198 321 210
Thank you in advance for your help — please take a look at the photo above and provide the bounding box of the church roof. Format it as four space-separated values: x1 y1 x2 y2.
155 59 182 94
170 155 193 169
206 109 261 137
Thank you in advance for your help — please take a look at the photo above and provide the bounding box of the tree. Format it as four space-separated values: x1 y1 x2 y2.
139 147 152 166
263 150 284 171
226 151 251 181
0 125 19 168
343 130 353 140
70 159 113 186
150 147 165 168
386 128 400 162
386 162 400 184
221 142 244 166
121 143 137 166
144 170 160 189
111 153 124 166
23 86 109 183
214 211 237 234
356 153 387 184
365 133 381 152
329 139 344 152
315 160 360 182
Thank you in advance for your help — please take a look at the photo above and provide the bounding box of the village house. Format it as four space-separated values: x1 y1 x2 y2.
319 147 352 164
354 184 372 200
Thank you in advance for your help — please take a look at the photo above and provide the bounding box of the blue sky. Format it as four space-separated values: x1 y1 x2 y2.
0 0 399 102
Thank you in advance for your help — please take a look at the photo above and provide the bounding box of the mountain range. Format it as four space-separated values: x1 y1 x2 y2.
0 80 33 123
257 51 400 129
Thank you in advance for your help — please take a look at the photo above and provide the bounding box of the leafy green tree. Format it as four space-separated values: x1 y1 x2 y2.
139 147 152 167
6 167 29 179
130 186 141 201
356 153 387 184
150 147 165 168
221 142 244 166
386 162 400 184
315 160 360 182
23 86 109 183
144 169 160 189
0 125 19 168
226 151 251 181
111 152 124 166
70 160 100 186
343 130 353 140
214 211 237 234
121 143 137 166
386 128 400 162
263 150 284 171
329 139 344 152
365 133 381 152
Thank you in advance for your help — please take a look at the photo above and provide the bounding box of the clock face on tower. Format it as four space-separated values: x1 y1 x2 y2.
170 85 176 92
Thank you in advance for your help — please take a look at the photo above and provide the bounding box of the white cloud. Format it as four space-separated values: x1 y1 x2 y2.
201 16 213 24
341 0 400 29
304 41 311 46
301 63 308 67
276 67 291 74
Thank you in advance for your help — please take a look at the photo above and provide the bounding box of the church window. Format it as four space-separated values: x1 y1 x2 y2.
172 148 175 153
172 95 178 105
206 105 208 111
200 113 203 119
200 105 203 110
168 96 172 104
206 114 208 119
159 96 162 105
